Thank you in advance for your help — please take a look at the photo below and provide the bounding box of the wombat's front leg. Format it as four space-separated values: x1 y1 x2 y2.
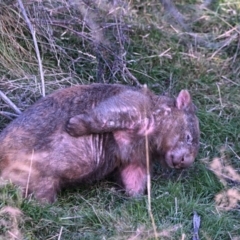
120 163 147 197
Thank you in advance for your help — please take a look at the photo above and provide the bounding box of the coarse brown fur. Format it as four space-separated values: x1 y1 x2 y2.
0 84 200 202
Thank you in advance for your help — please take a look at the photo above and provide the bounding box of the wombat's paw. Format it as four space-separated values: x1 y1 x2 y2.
125 189 144 198
36 192 57 204
66 115 88 137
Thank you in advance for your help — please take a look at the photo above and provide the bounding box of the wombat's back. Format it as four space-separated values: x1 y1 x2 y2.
0 84 138 150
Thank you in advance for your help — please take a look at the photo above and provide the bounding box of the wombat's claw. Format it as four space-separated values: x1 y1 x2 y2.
65 120 79 137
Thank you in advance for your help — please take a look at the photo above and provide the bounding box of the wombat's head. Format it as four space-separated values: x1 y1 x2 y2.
153 90 200 169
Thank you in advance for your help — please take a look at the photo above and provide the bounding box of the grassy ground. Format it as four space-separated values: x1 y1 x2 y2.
0 0 240 239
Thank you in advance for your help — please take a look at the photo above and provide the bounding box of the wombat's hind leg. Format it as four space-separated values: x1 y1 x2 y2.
120 163 147 197
66 91 149 137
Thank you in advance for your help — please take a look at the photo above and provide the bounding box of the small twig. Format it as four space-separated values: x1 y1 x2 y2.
58 226 63 240
193 211 201 240
207 166 240 184
216 83 223 108
228 145 240 161
210 33 238 59
0 111 19 120
175 197 178 215
7 231 21 240
123 67 141 86
17 0 45 97
0 90 22 115
144 86 158 240
222 76 240 86
25 150 34 198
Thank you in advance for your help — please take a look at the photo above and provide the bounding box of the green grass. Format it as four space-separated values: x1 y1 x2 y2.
0 165 238 239
0 0 240 239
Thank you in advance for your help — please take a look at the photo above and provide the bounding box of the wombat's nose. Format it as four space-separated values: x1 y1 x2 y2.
172 155 184 168
166 151 194 169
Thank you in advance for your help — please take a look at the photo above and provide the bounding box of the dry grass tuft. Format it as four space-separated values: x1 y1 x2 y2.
210 157 240 185
215 188 240 211
127 224 183 240
209 150 240 211
0 206 23 240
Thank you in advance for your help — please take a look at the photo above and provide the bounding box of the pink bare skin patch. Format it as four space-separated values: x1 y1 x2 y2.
120 163 147 197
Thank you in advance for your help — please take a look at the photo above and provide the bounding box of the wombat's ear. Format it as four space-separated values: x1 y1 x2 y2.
176 90 192 110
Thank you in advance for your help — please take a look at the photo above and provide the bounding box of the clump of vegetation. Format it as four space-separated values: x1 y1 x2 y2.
0 0 239 239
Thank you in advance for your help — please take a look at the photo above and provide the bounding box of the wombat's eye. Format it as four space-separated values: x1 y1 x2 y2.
186 134 192 144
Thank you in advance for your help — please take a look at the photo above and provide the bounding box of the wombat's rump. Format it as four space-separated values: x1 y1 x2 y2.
0 84 200 202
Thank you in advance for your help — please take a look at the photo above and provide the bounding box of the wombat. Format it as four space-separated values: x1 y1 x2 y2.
0 84 200 202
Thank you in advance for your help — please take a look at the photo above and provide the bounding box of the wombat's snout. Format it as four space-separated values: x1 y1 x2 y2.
166 150 195 169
